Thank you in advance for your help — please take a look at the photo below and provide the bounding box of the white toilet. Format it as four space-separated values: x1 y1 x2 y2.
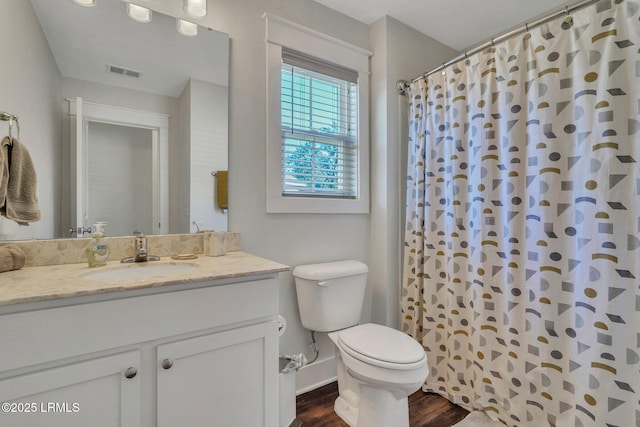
293 260 428 427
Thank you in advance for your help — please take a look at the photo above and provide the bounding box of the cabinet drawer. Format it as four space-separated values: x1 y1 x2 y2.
0 278 278 372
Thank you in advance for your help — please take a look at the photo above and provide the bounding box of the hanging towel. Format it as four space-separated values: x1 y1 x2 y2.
216 170 228 210
0 137 8 210
0 244 26 273
0 137 40 225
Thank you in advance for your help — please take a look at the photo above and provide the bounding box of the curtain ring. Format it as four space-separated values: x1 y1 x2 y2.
525 23 530 33
564 6 573 24
441 63 446 76
490 38 495 47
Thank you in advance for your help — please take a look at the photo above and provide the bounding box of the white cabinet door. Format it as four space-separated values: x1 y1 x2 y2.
0 351 141 427
157 322 278 427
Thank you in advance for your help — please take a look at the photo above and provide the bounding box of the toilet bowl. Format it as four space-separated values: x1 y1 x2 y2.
293 261 428 427
329 323 428 427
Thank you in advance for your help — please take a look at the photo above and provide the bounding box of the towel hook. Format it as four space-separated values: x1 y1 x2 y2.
9 116 20 140
1 112 19 141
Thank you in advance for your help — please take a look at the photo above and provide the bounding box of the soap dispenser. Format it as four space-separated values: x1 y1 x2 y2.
86 222 110 267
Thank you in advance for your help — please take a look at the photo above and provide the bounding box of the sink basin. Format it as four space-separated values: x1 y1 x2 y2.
82 262 197 280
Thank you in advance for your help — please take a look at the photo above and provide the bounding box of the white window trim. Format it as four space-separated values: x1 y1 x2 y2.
264 13 372 214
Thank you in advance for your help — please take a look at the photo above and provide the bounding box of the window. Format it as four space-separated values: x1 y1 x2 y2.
281 50 358 198
265 14 371 214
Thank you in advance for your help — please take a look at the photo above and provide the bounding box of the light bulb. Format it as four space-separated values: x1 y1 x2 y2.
177 19 198 36
126 3 152 23
184 0 207 18
71 0 96 6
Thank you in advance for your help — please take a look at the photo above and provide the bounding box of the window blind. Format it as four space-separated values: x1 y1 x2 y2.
281 48 359 198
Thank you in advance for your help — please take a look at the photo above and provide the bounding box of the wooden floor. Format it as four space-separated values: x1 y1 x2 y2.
296 382 469 427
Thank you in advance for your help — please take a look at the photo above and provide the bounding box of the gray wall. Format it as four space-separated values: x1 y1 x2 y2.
219 0 371 392
87 122 153 236
149 0 460 392
174 78 229 234
0 0 61 240
176 80 192 235
369 17 458 329
149 0 371 391
189 79 228 233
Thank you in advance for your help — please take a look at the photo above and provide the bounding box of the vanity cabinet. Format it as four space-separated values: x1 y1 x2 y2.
0 275 279 427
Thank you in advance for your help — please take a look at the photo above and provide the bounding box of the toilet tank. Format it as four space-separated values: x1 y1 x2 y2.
293 260 368 332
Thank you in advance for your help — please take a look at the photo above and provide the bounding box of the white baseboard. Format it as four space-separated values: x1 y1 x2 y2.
295 356 337 395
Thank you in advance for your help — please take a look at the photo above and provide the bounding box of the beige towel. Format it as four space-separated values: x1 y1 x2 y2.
0 244 26 273
216 170 228 210
0 137 40 225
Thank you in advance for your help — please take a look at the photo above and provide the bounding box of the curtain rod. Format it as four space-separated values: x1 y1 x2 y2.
396 0 599 95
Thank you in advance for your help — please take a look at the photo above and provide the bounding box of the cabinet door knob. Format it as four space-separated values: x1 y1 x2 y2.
161 358 174 370
124 367 137 379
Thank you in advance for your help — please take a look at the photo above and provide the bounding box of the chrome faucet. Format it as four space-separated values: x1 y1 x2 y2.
121 232 160 263
134 232 148 262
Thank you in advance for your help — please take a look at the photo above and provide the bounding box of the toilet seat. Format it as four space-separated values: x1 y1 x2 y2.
337 324 426 371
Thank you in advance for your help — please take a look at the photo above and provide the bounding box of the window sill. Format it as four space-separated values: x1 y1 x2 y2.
266 194 369 214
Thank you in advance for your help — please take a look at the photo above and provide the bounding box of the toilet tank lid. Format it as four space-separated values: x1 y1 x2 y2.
293 260 368 281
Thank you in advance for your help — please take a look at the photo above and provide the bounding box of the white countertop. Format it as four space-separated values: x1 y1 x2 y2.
0 251 289 307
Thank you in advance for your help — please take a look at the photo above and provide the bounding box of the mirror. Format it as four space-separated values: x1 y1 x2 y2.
0 0 229 240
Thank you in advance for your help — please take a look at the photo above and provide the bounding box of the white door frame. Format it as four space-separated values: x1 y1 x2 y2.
68 98 169 235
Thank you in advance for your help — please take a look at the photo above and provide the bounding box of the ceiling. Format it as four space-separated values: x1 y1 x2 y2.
30 0 228 97
31 0 576 95
313 0 576 51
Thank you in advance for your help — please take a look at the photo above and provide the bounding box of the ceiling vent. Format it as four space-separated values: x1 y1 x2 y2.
106 64 143 79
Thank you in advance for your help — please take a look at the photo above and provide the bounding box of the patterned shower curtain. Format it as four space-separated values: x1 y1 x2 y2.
401 1 640 426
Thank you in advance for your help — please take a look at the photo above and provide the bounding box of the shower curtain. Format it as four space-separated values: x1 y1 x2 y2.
401 1 640 426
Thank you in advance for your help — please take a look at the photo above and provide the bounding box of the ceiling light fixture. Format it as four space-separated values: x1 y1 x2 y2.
183 0 207 18
126 3 152 23
177 19 198 36
71 0 96 7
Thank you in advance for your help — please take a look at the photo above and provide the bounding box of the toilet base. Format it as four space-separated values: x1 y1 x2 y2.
334 387 410 427
334 395 358 426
